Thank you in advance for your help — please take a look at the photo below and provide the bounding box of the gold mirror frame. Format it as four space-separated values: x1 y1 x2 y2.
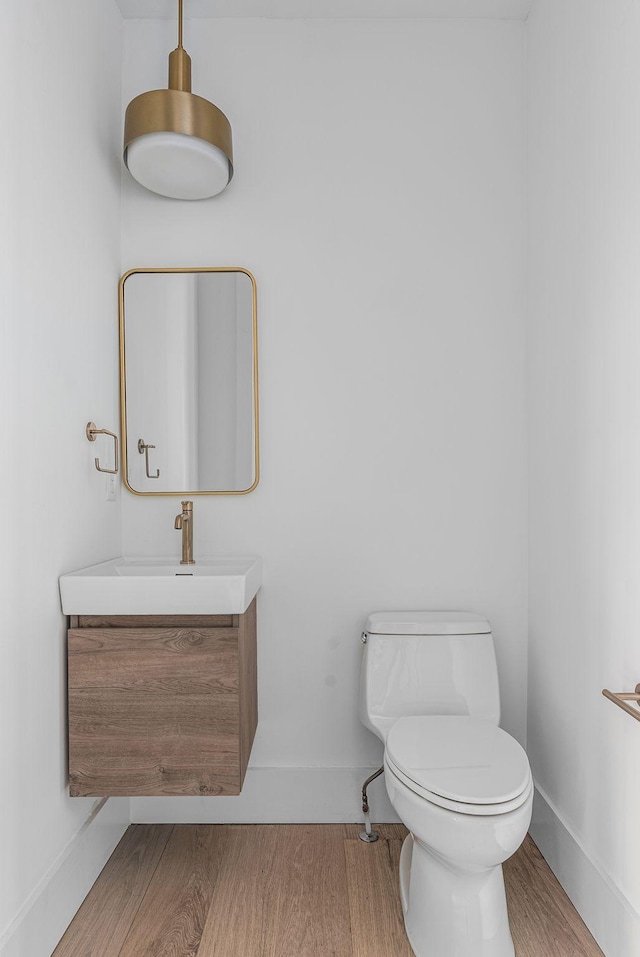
119 266 259 496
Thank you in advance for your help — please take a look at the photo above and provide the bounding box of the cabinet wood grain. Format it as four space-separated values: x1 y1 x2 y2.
77 614 236 629
238 597 257 786
68 601 257 797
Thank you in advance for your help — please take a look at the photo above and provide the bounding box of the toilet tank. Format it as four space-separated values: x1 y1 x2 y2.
359 612 501 743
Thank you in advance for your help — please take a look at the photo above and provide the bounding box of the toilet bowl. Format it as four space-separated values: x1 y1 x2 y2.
359 612 532 957
384 715 532 957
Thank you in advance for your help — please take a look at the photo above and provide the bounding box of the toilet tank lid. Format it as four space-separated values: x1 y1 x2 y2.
365 611 491 636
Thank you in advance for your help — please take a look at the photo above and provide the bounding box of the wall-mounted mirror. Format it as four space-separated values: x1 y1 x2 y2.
119 267 258 495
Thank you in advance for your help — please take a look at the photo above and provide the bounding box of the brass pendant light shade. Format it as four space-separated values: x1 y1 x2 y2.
123 1 233 200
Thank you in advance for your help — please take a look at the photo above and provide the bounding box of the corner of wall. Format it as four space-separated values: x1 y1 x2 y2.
0 800 130 957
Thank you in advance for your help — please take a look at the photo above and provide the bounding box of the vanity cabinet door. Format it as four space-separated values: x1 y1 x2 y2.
67 601 257 797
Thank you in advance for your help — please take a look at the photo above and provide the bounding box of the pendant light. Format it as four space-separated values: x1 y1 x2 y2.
123 0 233 200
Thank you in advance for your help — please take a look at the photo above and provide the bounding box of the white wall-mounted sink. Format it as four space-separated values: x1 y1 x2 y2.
59 557 262 615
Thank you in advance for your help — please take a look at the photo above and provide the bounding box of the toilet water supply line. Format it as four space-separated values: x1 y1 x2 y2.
359 766 384 843
359 629 384 843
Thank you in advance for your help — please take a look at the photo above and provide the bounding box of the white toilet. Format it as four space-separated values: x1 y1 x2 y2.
359 611 533 957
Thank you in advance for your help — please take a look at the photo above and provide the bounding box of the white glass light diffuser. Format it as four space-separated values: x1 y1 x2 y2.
122 0 233 201
125 132 231 200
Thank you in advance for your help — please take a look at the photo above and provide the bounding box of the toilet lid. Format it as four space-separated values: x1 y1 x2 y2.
385 715 531 809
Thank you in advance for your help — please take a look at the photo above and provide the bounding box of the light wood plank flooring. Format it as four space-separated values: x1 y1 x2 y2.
53 825 605 957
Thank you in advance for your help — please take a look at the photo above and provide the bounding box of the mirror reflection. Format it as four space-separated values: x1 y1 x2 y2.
120 268 258 495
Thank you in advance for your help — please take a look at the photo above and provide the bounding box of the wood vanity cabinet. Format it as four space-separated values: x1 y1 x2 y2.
67 599 257 797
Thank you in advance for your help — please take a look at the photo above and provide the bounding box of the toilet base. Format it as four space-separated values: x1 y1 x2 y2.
399 834 515 957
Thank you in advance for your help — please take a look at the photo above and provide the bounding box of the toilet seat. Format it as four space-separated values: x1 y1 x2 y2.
385 755 533 815
385 715 532 816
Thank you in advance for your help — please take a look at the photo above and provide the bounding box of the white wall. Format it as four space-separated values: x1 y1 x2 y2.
528 1 640 952
121 17 528 822
0 2 128 954
115 0 534 19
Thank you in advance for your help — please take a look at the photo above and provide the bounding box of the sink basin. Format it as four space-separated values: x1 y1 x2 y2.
59 556 262 615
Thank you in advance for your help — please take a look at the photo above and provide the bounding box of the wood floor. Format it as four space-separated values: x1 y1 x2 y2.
53 825 605 957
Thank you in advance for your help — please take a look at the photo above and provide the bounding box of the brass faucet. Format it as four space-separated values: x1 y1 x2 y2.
174 501 195 565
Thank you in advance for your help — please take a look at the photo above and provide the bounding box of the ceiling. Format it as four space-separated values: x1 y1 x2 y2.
115 0 533 20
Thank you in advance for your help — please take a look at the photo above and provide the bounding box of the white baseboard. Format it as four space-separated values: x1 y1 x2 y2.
0 798 129 957
130 767 400 824
530 784 640 957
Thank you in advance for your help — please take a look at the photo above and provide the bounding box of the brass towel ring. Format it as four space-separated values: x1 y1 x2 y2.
86 422 119 475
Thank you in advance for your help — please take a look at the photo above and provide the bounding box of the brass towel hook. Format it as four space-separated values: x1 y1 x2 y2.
138 438 160 478
602 685 640 723
86 422 119 475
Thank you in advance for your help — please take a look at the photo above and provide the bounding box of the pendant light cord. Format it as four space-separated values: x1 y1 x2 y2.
178 0 184 49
